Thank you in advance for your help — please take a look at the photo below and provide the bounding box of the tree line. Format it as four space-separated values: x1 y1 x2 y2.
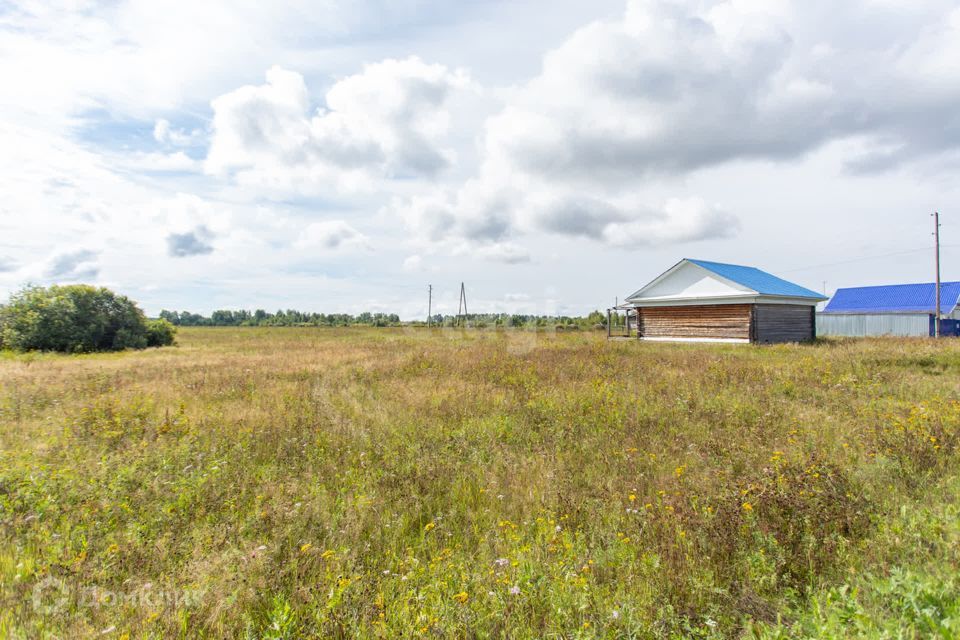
160 309 403 327
160 309 611 328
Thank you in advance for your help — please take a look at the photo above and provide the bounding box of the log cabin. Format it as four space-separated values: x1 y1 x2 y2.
620 259 827 343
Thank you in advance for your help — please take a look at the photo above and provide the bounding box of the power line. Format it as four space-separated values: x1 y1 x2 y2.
780 244 960 274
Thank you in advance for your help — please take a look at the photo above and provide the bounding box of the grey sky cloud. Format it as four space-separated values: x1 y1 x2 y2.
600 199 740 248
0 257 17 272
475 242 531 264
46 249 99 280
294 220 368 250
167 227 215 257
534 197 626 239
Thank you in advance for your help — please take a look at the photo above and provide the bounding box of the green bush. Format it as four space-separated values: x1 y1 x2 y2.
145 318 177 347
0 284 176 352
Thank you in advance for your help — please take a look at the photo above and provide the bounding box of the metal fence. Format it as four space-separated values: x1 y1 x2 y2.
816 313 930 337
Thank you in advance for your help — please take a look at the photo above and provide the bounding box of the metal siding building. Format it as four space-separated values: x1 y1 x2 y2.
816 313 931 337
819 282 960 337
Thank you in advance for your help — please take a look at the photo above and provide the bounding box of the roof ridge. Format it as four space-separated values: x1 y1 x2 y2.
687 258 755 269
836 281 960 289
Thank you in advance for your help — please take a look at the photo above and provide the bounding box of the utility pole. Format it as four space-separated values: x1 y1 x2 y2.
427 284 432 327
934 211 942 338
457 282 468 327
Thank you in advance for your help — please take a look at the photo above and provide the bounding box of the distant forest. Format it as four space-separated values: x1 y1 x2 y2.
159 309 612 328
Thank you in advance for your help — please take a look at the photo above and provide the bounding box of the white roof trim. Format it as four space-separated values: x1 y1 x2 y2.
625 259 757 303
624 258 761 303
627 295 820 308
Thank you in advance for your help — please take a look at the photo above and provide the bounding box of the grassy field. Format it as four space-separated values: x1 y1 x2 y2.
2 327 960 638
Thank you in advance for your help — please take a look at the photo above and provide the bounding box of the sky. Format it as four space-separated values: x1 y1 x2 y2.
2 0 959 319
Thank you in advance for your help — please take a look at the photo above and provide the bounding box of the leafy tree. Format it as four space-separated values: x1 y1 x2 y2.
0 285 176 352
586 310 606 326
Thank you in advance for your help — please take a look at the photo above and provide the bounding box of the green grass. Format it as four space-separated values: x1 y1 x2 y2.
1 327 959 638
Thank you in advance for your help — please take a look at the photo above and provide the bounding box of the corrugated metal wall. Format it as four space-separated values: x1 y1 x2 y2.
816 313 930 337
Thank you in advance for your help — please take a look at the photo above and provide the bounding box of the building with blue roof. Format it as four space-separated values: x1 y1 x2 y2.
619 258 827 343
819 282 960 337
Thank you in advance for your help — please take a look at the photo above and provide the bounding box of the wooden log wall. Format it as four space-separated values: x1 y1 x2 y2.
638 304 751 340
754 304 815 343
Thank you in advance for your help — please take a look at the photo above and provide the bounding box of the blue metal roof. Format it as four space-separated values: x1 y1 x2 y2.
824 282 960 314
687 259 827 300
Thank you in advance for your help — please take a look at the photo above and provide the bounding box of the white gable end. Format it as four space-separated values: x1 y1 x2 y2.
632 261 754 302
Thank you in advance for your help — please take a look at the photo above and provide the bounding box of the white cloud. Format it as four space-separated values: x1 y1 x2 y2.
0 0 395 126
120 151 199 172
488 0 960 181
205 59 472 194
159 193 233 238
402 255 423 272
153 119 171 143
153 119 204 147
392 0 960 256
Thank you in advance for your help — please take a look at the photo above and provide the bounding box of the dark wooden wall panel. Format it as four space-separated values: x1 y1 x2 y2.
754 304 814 343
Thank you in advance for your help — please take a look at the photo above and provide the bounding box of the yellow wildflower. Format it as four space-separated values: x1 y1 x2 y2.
453 591 469 604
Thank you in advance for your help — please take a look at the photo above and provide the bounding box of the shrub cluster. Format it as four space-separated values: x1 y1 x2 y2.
0 284 175 352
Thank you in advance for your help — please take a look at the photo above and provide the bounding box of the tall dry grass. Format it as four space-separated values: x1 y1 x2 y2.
1 328 959 638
